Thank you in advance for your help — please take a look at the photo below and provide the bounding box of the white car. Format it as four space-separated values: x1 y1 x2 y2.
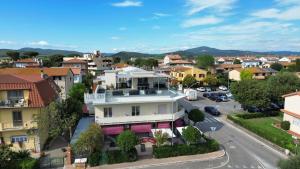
219 85 228 91
205 87 212 92
226 92 233 98
196 87 206 92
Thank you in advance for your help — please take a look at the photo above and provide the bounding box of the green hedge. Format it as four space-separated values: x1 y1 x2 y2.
153 139 219 159
228 114 295 152
88 151 102 167
106 149 137 164
236 112 279 119
281 121 290 130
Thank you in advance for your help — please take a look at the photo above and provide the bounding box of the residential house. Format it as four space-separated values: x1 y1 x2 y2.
215 64 242 73
214 57 235 65
282 92 300 138
170 66 207 86
0 74 58 152
0 68 74 99
279 57 291 62
71 68 82 83
163 54 193 66
229 67 277 81
62 58 88 76
84 68 186 152
14 58 41 68
241 60 261 68
279 61 295 69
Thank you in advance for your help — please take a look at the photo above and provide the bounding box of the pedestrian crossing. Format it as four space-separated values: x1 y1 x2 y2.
202 117 219 123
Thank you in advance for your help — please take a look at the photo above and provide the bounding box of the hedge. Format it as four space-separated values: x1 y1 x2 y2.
236 112 279 119
228 114 295 152
106 149 137 164
281 121 290 130
153 139 219 159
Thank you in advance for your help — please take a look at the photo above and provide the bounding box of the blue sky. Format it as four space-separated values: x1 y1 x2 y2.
0 0 300 53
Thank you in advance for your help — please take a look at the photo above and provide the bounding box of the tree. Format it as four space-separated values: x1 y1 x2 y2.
240 69 253 80
288 59 300 72
68 83 85 103
278 155 300 169
182 74 197 88
270 63 283 71
23 51 39 58
113 57 121 64
203 75 218 86
116 130 139 152
231 80 271 109
188 109 205 123
216 73 229 86
0 144 13 169
182 126 202 145
43 54 64 67
154 130 169 147
6 51 20 61
42 101 64 138
196 55 214 69
233 59 241 64
73 123 103 156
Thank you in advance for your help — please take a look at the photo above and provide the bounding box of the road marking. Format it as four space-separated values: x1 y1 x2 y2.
242 165 247 168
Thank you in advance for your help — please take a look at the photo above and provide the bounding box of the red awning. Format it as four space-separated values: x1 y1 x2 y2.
157 122 170 129
175 119 184 127
102 126 124 135
131 124 152 133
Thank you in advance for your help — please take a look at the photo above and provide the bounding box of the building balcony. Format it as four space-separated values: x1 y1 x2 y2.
0 121 36 131
96 108 185 125
0 99 29 108
84 89 185 104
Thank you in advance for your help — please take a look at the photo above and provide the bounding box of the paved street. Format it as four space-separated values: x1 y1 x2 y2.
144 95 286 169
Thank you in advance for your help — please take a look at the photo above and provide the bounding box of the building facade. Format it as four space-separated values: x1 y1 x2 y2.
170 66 207 86
282 92 300 137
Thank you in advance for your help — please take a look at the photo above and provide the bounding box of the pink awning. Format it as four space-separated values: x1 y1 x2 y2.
157 122 170 129
175 119 184 127
131 124 152 133
102 126 124 135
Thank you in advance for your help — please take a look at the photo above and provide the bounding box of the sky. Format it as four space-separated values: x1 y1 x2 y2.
0 0 300 53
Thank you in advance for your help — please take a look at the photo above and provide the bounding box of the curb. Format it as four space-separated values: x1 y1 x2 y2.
93 149 226 169
225 117 288 157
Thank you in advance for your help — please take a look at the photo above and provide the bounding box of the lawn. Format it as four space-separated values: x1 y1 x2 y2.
228 114 296 152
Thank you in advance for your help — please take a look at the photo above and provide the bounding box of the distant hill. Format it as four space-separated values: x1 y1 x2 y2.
0 47 82 57
110 51 163 60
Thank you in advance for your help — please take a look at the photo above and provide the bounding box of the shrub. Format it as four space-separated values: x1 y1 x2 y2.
18 158 39 169
236 113 267 119
106 149 137 164
188 109 205 123
88 151 102 167
281 121 290 130
117 131 139 152
153 138 219 159
182 126 202 145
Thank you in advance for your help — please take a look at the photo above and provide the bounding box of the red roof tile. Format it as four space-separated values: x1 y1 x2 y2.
15 58 37 63
0 67 72 77
63 58 87 63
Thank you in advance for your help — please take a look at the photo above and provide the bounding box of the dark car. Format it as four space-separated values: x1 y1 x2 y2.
203 93 211 97
208 94 218 101
242 105 261 113
204 106 221 116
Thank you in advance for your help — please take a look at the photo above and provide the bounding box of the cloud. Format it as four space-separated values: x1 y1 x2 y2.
111 36 121 40
252 6 300 21
153 12 171 17
152 25 161 30
185 0 237 15
0 40 14 45
182 16 223 28
29 40 49 46
111 0 142 7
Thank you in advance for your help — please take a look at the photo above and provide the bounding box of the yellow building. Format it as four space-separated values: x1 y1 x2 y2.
0 74 58 152
170 66 207 85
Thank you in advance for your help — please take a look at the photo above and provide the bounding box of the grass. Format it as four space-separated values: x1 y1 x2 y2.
228 114 296 152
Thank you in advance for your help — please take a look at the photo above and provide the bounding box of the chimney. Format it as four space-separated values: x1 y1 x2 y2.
40 69 44 79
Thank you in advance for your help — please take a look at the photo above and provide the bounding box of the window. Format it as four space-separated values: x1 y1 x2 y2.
104 107 112 117
11 135 27 143
12 111 23 127
193 74 196 77
7 90 23 100
132 106 140 116
199 74 205 78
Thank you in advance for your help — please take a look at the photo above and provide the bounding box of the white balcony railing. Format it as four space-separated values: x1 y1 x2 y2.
96 108 185 125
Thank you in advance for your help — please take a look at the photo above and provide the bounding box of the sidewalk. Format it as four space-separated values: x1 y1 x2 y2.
64 150 225 169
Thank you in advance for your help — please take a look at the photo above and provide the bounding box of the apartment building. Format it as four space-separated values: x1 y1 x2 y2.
14 58 41 68
170 66 207 86
0 74 58 152
163 54 193 66
0 68 74 99
229 67 277 81
85 67 185 137
282 92 300 138
62 58 88 76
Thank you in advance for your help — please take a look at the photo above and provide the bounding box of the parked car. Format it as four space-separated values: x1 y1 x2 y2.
218 85 228 91
208 94 218 101
219 96 229 102
242 105 261 113
197 87 206 92
205 87 212 92
203 93 211 97
226 92 233 98
184 89 198 101
204 106 221 116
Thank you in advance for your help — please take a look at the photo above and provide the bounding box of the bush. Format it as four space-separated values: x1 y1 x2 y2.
106 149 137 164
117 131 139 152
88 151 102 167
236 113 267 119
153 138 219 159
18 158 39 169
188 109 205 123
182 126 202 145
281 121 290 130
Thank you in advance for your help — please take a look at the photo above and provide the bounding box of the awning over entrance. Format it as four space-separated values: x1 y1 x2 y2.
157 122 170 128
131 124 152 133
102 125 124 135
151 128 175 138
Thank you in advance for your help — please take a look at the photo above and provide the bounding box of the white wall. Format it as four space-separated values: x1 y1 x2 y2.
283 113 300 135
285 95 300 115
229 70 241 81
104 71 117 88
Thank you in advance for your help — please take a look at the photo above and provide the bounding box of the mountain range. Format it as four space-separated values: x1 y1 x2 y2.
1 46 300 59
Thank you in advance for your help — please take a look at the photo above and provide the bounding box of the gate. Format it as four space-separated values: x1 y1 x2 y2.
39 156 64 169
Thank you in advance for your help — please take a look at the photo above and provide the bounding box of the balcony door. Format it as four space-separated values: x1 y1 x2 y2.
12 111 23 127
158 104 167 114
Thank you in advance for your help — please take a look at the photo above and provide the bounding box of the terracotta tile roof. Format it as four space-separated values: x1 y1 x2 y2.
166 54 182 60
62 58 87 64
0 67 72 77
0 74 58 107
170 60 193 64
112 63 129 69
71 68 81 75
278 61 295 66
234 67 277 74
282 92 300 98
14 58 37 63
217 64 242 69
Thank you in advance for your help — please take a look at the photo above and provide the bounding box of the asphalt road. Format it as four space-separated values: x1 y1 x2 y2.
145 94 287 169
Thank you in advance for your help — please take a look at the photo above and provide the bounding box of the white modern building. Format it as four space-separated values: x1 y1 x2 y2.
282 92 300 138
85 67 186 137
